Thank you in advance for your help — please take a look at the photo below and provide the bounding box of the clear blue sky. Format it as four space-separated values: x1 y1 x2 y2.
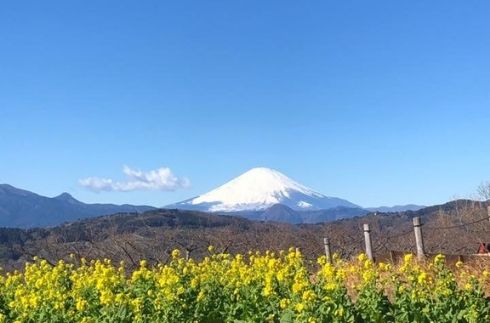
1 1 489 208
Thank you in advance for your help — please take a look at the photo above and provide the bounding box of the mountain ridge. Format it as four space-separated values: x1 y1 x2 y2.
0 184 155 228
366 204 425 213
167 167 360 213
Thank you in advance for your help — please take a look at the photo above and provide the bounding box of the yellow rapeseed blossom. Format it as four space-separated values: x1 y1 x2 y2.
295 302 305 313
0 250 487 322
171 249 181 258
279 298 290 309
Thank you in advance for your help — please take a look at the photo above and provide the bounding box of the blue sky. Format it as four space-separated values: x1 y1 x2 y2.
1 1 489 207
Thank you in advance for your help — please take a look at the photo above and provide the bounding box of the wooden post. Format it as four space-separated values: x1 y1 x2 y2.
487 206 490 223
389 250 396 264
323 237 332 264
413 216 425 261
363 223 374 261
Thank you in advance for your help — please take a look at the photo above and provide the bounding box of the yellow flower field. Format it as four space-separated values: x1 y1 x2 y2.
0 249 488 322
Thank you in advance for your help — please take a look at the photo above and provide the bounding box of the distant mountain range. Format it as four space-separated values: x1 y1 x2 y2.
0 167 424 227
0 184 154 228
366 205 425 213
225 203 369 224
166 167 422 223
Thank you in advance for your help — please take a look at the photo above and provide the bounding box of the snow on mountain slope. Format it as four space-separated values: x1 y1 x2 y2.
167 167 359 212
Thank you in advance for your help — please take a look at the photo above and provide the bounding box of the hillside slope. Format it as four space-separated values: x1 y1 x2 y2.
0 199 487 270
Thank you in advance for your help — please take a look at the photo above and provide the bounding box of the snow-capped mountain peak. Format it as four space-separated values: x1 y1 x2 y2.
167 167 359 212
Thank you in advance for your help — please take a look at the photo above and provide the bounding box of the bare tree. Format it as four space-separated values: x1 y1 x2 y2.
477 181 490 201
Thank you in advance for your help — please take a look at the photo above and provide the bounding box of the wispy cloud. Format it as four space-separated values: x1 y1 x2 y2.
79 166 190 192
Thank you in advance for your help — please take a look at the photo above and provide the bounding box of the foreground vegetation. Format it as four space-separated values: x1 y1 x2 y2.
0 249 489 322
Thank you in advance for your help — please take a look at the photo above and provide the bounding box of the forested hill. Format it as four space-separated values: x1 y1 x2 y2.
0 199 488 270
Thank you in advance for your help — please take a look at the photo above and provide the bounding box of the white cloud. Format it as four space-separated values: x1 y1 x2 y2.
79 166 190 192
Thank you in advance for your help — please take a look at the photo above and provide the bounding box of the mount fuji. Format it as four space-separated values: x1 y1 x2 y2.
167 167 361 215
